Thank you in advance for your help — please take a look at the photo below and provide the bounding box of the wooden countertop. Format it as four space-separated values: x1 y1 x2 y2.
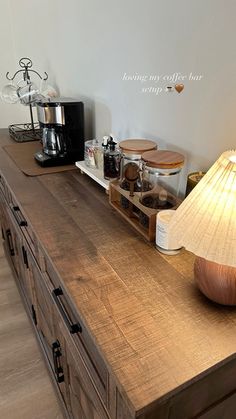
1 129 236 416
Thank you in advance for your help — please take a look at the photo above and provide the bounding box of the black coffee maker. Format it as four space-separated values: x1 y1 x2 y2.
34 98 84 167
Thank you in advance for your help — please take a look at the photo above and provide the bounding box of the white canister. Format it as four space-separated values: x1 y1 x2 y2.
156 210 182 255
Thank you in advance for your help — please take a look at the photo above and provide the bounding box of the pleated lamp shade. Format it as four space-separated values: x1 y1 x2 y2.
169 150 236 268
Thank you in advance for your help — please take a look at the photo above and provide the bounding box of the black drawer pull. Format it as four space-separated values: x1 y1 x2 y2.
31 304 37 325
11 205 28 227
6 229 14 256
22 246 29 268
52 287 82 334
52 340 64 383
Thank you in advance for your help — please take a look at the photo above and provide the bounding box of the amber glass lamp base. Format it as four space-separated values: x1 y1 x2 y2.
194 257 236 306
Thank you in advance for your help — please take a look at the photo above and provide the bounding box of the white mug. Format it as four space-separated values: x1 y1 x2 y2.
1 82 19 104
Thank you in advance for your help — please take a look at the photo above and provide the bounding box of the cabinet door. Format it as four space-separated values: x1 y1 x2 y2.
45 258 108 406
0 173 6 198
0 196 22 279
32 262 70 409
2 200 35 307
1 198 38 327
67 349 104 419
55 320 109 419
33 262 56 367
18 241 36 309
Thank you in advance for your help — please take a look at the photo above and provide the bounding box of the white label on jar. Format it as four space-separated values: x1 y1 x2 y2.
156 210 180 250
157 223 169 248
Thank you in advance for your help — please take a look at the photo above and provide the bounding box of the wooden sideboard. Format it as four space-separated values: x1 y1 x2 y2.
1 129 236 419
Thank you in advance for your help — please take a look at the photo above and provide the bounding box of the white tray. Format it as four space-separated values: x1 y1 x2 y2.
75 161 109 191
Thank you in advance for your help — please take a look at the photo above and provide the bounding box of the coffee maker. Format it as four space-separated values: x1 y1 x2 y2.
34 98 84 167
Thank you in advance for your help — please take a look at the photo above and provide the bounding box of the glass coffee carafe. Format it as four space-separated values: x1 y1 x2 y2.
42 126 65 157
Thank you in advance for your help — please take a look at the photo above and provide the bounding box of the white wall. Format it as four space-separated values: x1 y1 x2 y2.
1 0 236 191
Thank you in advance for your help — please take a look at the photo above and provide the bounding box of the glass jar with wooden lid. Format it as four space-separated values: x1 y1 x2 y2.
119 139 157 193
140 150 185 210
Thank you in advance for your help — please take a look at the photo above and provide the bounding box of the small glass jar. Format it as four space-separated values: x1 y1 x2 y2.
84 140 99 169
185 171 206 196
84 139 102 169
140 150 185 210
103 140 121 180
119 139 157 192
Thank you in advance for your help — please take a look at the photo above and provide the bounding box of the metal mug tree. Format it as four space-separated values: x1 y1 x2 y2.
6 57 48 142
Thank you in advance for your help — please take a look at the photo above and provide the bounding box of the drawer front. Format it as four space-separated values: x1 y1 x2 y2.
15 211 41 267
198 392 236 419
0 174 12 204
0 175 44 272
9 202 37 259
0 198 22 279
44 257 108 407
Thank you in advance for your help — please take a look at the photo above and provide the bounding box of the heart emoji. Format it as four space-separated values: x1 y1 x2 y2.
175 84 184 93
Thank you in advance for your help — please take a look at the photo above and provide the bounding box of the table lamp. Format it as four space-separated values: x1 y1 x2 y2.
169 150 236 305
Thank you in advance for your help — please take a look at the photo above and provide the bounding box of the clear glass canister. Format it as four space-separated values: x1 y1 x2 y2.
84 139 103 170
119 139 157 192
140 150 185 210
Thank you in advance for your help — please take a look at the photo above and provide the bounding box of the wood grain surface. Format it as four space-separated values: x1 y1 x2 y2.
141 150 185 168
119 139 157 154
1 129 236 417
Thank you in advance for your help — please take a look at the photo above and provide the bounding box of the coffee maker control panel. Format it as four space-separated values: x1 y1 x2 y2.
37 104 65 125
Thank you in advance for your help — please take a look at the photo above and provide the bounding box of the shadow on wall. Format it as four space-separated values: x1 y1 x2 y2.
164 140 212 197
93 100 112 141
78 95 95 141
161 139 189 198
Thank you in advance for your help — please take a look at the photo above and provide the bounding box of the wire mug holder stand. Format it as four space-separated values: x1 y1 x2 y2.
6 57 48 142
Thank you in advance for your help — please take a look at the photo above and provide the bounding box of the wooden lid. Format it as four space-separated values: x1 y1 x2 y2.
119 139 157 154
142 150 185 169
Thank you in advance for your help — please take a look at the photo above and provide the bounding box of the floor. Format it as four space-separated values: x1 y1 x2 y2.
0 240 64 419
